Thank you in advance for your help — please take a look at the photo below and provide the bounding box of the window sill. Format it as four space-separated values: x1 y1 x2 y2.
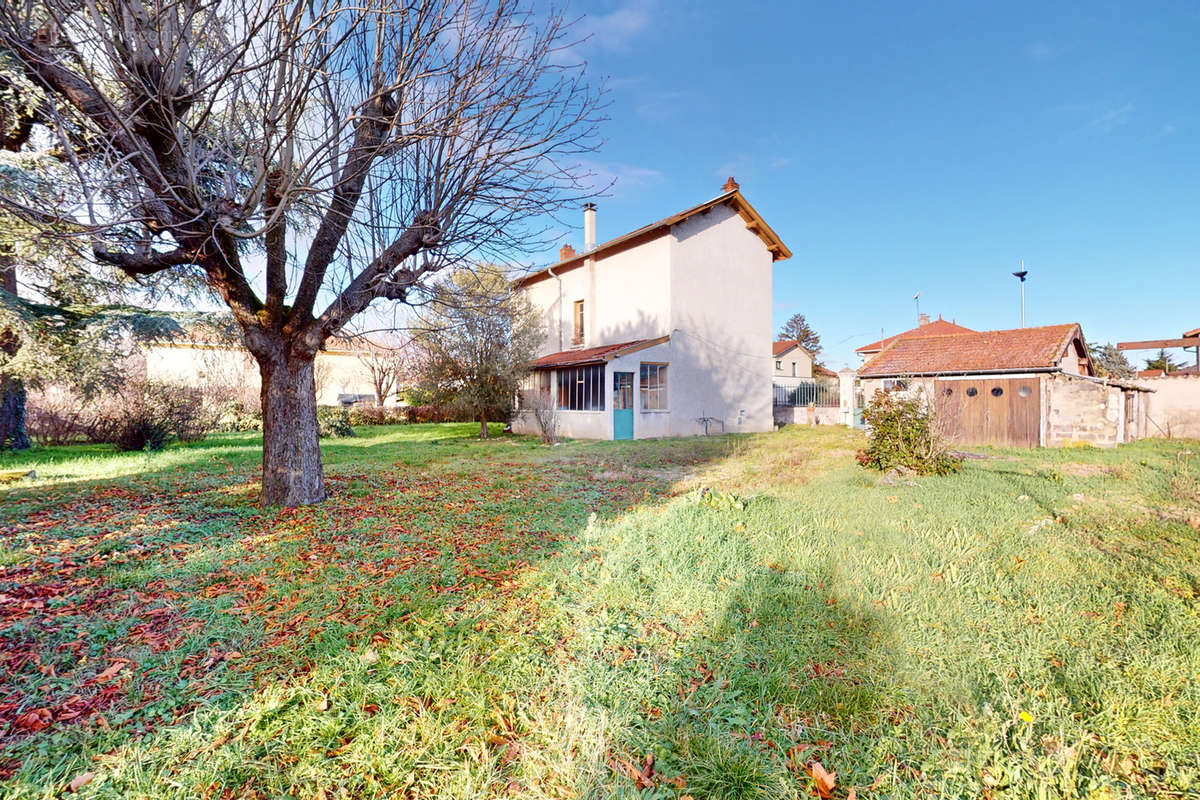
640 409 669 414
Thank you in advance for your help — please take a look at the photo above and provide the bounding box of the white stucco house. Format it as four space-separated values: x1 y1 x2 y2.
511 178 791 440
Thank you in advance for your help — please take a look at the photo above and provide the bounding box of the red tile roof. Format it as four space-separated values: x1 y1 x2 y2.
813 364 838 378
857 324 1084 377
856 316 975 354
532 336 669 369
773 339 811 357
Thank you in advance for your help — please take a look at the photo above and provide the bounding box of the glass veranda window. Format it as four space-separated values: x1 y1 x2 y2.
640 363 668 411
556 365 604 410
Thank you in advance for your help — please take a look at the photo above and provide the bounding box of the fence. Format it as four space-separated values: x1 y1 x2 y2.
773 379 840 408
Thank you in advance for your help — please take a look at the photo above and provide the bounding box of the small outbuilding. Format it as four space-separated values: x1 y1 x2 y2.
857 323 1152 448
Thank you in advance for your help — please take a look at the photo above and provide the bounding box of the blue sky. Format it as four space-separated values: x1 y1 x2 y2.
540 1 1200 369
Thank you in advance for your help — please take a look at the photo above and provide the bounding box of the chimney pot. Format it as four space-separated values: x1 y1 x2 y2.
583 203 597 251
559 243 576 261
722 176 740 193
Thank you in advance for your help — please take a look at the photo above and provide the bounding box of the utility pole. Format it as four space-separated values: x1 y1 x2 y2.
913 291 921 326
1012 262 1028 327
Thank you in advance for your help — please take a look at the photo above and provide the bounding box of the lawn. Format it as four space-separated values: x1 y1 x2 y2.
1 424 1198 799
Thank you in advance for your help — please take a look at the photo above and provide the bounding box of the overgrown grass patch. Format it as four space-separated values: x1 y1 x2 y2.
1 425 1197 798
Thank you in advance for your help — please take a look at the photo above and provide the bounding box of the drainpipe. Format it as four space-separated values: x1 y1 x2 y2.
548 264 563 351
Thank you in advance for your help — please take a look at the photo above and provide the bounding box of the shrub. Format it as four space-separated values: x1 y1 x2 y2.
346 405 408 426
855 389 962 475
316 406 355 438
85 381 213 451
27 387 87 445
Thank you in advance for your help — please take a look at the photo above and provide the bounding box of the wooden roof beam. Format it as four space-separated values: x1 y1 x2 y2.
1117 338 1200 350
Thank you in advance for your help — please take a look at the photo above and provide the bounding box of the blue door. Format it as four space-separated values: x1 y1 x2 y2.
613 372 634 440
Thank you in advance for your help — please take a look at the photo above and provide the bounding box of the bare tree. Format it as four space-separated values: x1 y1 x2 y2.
0 0 602 504
357 340 409 407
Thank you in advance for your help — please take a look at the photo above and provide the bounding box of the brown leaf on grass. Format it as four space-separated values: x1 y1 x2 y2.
92 660 126 684
807 761 836 798
67 771 95 792
847 787 857 800
314 695 329 712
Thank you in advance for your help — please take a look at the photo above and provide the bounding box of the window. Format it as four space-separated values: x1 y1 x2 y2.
775 360 782 370
990 386 1004 397
640 363 668 411
883 379 909 392
572 300 585 344
791 361 797 377
556 365 603 410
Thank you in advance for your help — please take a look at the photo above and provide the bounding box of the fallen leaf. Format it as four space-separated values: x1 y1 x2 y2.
314 695 329 712
67 772 95 792
92 661 125 684
807 761 836 799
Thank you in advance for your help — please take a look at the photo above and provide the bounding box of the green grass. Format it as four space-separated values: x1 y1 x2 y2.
1 424 1198 799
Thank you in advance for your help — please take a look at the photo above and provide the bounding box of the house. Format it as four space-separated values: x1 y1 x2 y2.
510 178 791 440
856 323 1152 447
772 340 816 383
141 332 398 407
856 314 974 363
1128 325 1200 438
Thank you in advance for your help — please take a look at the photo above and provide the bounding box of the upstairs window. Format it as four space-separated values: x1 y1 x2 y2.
557 365 603 410
640 363 668 411
572 300 585 344
775 360 782 370
791 361 797 377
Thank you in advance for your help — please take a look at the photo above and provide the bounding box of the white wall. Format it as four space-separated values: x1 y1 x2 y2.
667 204 774 435
144 344 386 406
773 348 814 380
521 235 672 355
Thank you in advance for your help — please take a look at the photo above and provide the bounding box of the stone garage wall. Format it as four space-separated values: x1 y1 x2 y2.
1044 374 1124 447
1135 375 1200 439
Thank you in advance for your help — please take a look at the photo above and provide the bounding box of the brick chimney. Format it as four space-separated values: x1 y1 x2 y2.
559 243 576 261
918 313 931 326
722 176 740 193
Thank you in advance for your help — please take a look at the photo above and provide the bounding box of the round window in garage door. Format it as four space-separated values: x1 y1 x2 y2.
991 386 1004 397
1018 385 1033 398
965 387 978 397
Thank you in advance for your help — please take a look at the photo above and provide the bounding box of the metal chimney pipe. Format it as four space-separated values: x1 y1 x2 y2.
583 203 597 251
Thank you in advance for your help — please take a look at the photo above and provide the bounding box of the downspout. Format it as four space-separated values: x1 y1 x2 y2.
548 265 563 352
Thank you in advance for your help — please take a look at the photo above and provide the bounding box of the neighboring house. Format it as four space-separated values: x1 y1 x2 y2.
856 314 974 363
857 323 1152 448
142 334 396 407
511 178 791 440
772 340 815 384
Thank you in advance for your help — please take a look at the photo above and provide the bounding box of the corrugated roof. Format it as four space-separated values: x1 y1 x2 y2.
514 190 790 289
858 324 1084 377
856 316 975 354
532 336 669 369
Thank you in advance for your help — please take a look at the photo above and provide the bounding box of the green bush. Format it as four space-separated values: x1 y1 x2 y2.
316 406 355 438
346 405 408 426
855 389 962 475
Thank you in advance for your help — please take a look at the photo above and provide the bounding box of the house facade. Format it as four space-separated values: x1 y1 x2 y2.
511 180 790 440
772 340 815 384
856 323 1151 448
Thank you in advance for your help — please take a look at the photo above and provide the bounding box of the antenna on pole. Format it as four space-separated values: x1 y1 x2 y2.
913 291 921 325
1012 261 1028 327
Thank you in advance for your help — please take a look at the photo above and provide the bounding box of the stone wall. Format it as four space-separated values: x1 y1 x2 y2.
1132 375 1200 439
1044 373 1124 447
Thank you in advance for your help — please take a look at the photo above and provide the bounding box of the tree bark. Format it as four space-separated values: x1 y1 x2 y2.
0 250 30 451
258 352 325 506
479 416 488 439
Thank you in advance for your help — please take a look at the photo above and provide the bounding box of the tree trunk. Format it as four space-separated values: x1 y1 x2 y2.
479 415 488 439
0 251 29 451
259 353 325 506
0 377 31 451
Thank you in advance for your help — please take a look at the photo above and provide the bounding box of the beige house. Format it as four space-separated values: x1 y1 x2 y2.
772 340 815 383
856 323 1151 448
511 178 791 440
142 336 396 407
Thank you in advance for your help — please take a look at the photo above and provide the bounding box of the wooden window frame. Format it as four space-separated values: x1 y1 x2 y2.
639 362 668 412
572 300 585 345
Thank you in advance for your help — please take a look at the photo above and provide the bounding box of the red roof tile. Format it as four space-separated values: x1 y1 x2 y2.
773 339 811 357
532 337 669 369
856 316 975 354
857 324 1084 377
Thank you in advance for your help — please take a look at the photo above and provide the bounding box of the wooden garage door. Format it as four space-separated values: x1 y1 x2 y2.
934 377 1041 448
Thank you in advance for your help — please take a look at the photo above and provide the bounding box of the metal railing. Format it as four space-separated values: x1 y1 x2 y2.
773 379 840 408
